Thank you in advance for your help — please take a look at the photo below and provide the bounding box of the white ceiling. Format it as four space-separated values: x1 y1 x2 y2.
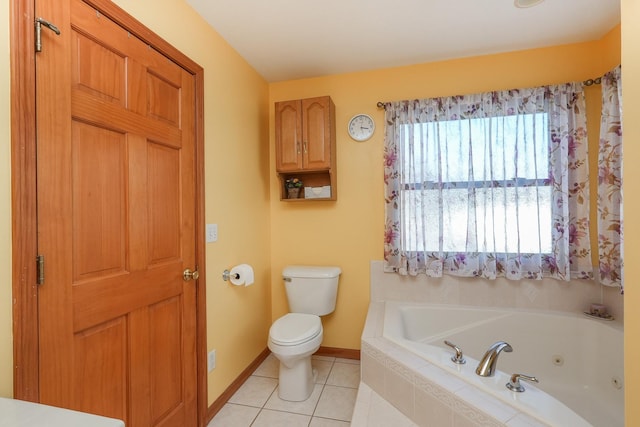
185 0 620 83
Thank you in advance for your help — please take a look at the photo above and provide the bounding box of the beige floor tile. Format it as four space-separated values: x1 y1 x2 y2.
252 354 279 378
326 362 360 388
207 403 259 427
264 383 323 415
227 376 277 408
313 359 334 384
314 385 358 422
214 354 363 427
335 357 360 365
251 409 311 427
309 417 351 427
312 355 336 362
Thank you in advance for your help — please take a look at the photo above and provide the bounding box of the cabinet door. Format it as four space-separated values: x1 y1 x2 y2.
302 97 332 170
275 100 302 171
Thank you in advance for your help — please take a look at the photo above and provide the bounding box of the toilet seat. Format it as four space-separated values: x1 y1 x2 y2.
269 313 321 346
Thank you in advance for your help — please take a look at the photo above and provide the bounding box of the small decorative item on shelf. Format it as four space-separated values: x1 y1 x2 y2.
285 178 303 199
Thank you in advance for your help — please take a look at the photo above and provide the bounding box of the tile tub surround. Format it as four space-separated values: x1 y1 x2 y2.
360 302 555 427
351 383 419 427
369 260 624 322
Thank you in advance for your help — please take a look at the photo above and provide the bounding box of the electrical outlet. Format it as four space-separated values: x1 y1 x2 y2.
208 349 216 372
206 224 218 243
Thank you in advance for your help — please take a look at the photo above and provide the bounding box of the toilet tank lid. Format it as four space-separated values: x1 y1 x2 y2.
283 265 341 279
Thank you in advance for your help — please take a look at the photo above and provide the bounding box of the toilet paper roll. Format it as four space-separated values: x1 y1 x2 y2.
229 264 254 286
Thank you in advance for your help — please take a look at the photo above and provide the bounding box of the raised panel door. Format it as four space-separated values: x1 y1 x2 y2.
36 1 198 426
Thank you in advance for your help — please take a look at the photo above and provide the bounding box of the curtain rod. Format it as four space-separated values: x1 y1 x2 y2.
379 75 605 108
583 77 602 86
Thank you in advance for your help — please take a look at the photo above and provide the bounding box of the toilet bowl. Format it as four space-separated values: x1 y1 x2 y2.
268 266 341 401
268 313 323 401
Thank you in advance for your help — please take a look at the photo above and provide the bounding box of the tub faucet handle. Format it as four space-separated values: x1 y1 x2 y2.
444 340 466 364
506 373 539 392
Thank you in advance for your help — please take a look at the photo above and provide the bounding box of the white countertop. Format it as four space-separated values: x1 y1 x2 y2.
0 398 125 427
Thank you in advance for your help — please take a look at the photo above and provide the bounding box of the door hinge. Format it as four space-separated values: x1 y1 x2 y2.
35 17 61 53
36 255 45 285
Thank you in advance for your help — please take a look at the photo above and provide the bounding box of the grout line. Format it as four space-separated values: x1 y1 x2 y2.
309 358 333 422
310 383 327 420
263 384 278 409
305 385 325 427
212 356 360 427
324 358 336 385
325 383 360 390
248 405 260 427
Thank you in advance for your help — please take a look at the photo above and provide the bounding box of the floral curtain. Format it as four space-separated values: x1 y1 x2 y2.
598 66 623 292
383 83 593 280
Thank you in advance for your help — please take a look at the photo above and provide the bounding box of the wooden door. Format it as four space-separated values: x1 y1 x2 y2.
275 100 303 172
301 97 332 170
35 1 199 426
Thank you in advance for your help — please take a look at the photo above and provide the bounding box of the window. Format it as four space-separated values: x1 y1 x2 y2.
401 113 552 254
383 85 593 280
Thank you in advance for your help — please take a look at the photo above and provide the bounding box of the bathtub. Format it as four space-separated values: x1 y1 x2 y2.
360 301 624 427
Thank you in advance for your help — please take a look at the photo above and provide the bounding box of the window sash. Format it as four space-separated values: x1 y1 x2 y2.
401 185 553 254
399 113 552 254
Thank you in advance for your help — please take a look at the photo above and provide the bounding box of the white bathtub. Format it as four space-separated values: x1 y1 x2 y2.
360 301 624 427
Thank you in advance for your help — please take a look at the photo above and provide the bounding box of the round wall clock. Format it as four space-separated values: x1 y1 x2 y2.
348 114 375 141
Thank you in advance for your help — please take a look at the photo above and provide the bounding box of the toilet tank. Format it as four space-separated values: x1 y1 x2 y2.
283 266 341 316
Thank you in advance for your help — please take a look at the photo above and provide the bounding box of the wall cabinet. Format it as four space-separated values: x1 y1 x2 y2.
275 96 337 201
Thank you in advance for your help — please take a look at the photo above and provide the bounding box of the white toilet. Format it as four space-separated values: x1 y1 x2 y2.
268 265 341 401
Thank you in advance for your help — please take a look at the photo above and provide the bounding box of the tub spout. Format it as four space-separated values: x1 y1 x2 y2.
475 341 513 377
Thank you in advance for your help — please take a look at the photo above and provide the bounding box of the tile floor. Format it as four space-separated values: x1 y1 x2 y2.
208 353 360 427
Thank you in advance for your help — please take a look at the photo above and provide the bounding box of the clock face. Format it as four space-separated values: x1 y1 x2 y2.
348 114 375 141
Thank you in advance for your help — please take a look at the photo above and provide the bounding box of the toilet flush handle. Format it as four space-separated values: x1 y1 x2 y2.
283 277 292 282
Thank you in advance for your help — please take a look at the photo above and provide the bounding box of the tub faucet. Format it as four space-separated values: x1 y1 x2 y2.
475 341 513 377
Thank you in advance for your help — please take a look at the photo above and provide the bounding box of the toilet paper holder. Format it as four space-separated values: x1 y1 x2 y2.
222 269 240 282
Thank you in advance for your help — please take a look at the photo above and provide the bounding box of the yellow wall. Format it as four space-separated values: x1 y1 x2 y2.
622 1 639 425
269 31 621 351
0 0 12 399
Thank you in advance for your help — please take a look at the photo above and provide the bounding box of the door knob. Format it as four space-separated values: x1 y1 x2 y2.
183 268 199 281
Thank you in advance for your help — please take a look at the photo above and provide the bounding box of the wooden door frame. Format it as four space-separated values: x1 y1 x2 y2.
10 1 208 425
